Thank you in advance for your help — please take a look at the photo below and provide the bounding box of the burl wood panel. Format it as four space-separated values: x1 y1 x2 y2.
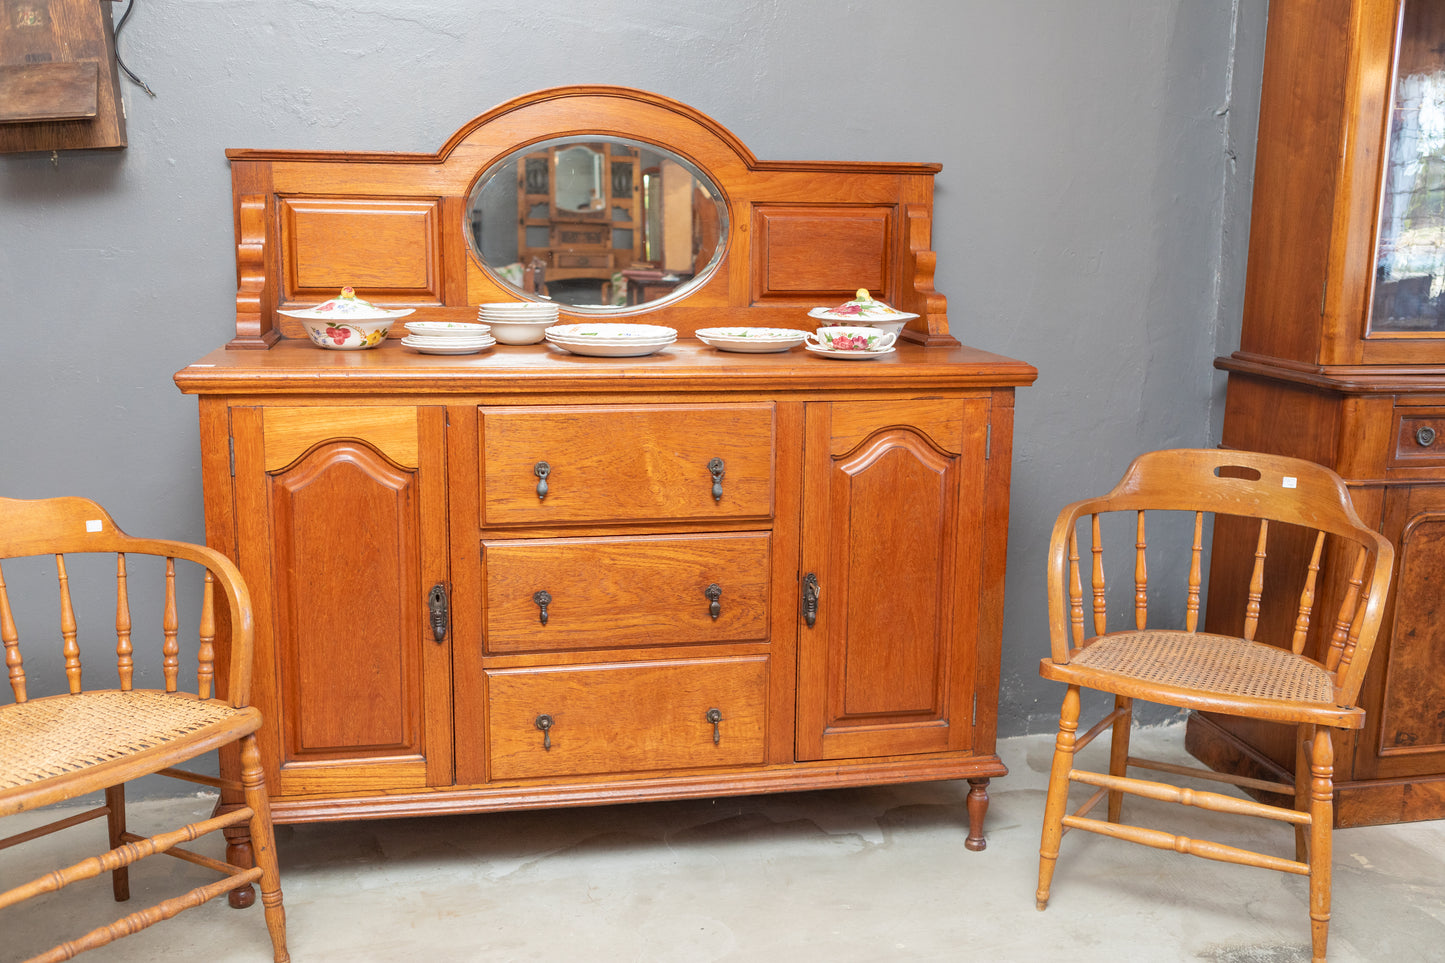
279 197 443 304
750 205 892 303
482 533 771 653
486 657 768 779
1375 502 1445 762
479 404 775 526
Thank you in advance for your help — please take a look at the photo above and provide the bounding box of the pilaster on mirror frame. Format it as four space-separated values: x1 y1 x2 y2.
225 85 956 349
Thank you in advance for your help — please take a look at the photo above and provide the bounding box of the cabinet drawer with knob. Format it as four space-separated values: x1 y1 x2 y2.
478 404 774 526
485 657 768 779
1391 408 1445 468
482 532 771 653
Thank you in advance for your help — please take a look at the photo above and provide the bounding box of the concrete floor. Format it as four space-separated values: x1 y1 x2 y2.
5 723 1445 962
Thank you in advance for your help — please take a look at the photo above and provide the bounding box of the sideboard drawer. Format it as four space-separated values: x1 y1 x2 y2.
479 404 774 525
483 532 771 653
486 657 768 779
1392 408 1445 468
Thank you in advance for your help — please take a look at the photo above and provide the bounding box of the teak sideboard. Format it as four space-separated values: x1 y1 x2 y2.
175 87 1036 865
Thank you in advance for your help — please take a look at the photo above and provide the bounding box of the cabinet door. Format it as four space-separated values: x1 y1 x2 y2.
1357 482 1445 780
796 399 990 760
232 406 452 797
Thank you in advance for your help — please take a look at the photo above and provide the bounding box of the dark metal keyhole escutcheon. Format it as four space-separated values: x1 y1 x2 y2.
705 583 721 620
427 583 448 642
534 461 551 500
708 457 725 502
533 590 552 625
535 714 554 750
802 573 820 628
706 707 722 744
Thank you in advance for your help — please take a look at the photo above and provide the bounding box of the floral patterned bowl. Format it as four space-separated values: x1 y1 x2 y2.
278 287 415 350
805 325 897 353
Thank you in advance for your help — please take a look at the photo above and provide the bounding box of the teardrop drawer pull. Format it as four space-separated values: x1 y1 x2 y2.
706 707 723 744
533 589 552 625
534 461 551 500
705 583 721 620
708 457 725 502
535 714 554 750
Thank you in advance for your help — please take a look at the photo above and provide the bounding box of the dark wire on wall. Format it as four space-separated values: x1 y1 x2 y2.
113 0 155 97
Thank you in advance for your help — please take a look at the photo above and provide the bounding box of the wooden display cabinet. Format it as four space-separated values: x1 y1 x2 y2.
176 87 1036 864
1190 0 1445 826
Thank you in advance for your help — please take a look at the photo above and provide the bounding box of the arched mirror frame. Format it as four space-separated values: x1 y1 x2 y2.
224 85 954 347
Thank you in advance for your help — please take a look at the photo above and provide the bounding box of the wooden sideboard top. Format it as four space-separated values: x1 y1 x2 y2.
175 339 1038 397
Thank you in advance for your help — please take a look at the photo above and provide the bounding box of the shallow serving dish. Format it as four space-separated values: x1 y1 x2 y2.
695 327 809 352
401 336 496 355
279 288 416 350
405 321 491 337
803 343 896 360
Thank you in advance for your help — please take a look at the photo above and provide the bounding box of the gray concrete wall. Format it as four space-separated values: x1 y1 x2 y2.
0 1 1267 750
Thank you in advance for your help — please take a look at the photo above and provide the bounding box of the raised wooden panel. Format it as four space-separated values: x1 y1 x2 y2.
263 406 419 471
269 442 423 760
486 657 768 779
798 400 987 762
279 196 443 304
751 205 893 303
479 404 774 526
483 533 770 653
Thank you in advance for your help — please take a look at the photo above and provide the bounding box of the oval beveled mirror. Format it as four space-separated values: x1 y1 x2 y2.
466 135 728 311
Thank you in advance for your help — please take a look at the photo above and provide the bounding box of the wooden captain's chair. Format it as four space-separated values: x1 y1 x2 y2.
0 496 288 962
1034 449 1394 963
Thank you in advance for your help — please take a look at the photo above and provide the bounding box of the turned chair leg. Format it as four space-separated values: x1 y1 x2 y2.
240 734 290 963
1037 685 1081 910
1307 726 1334 963
103 784 130 902
1294 725 1311 864
1107 696 1132 823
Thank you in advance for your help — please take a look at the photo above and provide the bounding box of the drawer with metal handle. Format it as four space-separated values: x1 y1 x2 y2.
482 532 771 653
1391 409 1445 467
479 403 774 526
485 656 768 779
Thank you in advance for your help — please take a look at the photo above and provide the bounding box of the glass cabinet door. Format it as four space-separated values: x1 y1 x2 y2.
1370 0 1445 335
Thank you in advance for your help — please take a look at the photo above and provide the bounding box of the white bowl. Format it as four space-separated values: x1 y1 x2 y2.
484 319 555 344
806 326 897 353
294 315 399 350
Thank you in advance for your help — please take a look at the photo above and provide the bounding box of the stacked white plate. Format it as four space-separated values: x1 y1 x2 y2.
695 327 809 353
545 323 677 357
477 301 561 344
402 321 496 355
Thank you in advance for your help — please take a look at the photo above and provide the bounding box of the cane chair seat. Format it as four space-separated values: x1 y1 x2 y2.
1044 629 1342 717
1033 449 1394 963
0 495 288 963
1 692 259 797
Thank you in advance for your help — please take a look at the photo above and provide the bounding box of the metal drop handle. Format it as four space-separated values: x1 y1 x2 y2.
705 583 721 620
706 707 722 744
534 461 551 500
1418 426 1438 448
533 590 552 625
535 714 554 750
708 457 725 502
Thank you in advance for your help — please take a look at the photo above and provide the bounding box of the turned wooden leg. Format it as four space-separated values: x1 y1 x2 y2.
1107 696 1132 823
1308 726 1334 963
103 784 130 902
1037 685 1080 911
1294 724 1310 863
221 811 257 909
241 734 290 962
964 777 991 851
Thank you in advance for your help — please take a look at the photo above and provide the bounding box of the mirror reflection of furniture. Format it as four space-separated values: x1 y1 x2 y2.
510 141 644 305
